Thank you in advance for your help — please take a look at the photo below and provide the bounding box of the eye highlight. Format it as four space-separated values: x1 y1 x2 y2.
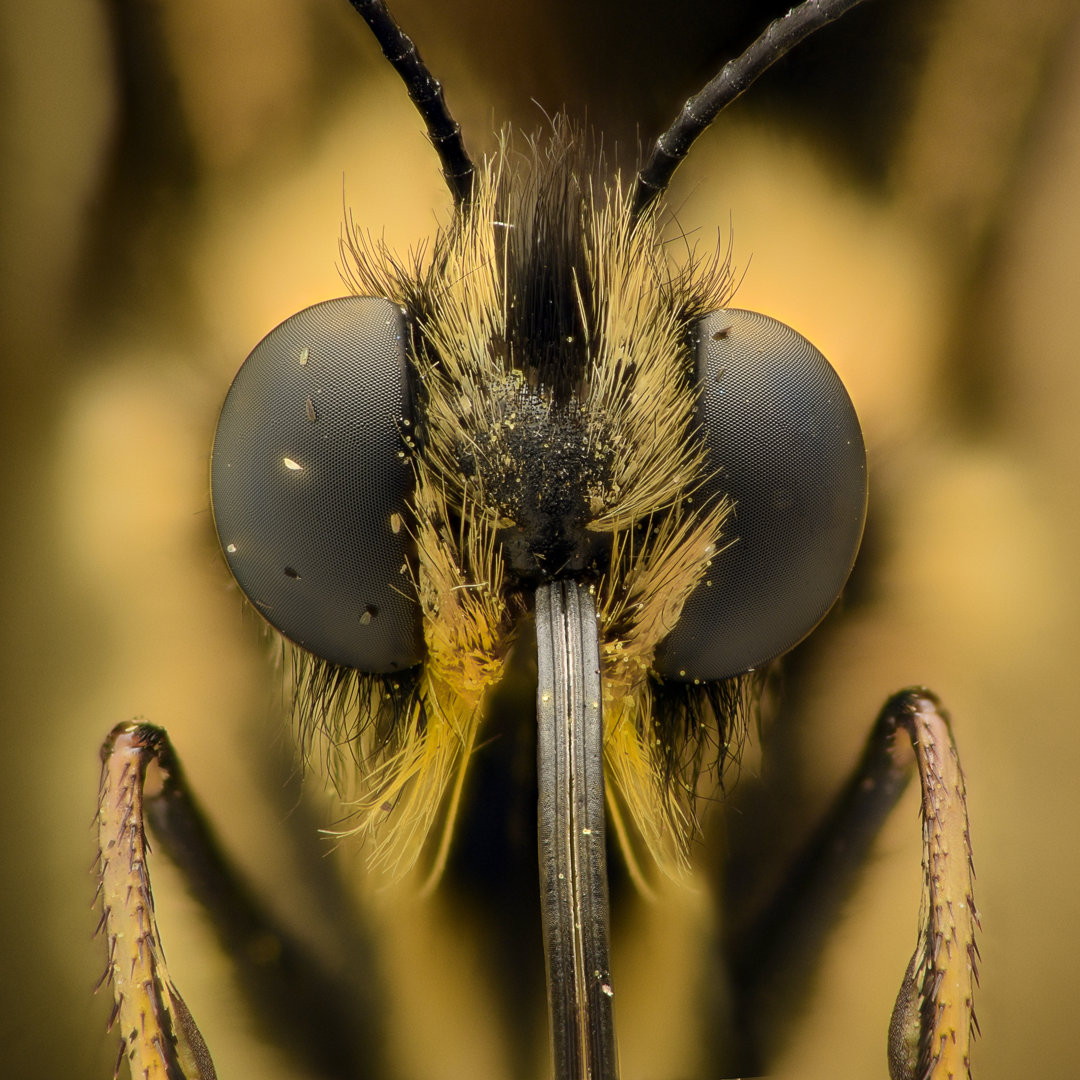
654 308 867 681
210 295 422 673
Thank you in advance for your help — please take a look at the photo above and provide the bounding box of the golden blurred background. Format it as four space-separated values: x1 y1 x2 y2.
1 0 1078 1077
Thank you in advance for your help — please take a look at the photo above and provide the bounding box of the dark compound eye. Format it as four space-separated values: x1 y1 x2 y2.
654 308 867 682
210 296 422 672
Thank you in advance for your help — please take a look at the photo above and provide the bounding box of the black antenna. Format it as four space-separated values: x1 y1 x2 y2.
347 0 476 206
632 0 868 218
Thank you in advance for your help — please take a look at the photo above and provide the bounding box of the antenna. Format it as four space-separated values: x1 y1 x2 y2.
346 0 476 206
632 0 869 218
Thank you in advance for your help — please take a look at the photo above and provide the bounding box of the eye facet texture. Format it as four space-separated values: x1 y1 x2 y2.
654 309 867 681
211 296 421 672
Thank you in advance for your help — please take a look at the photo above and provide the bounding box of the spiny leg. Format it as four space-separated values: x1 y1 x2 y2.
97 724 218 1080
97 722 387 1080
885 691 979 1080
723 689 977 1078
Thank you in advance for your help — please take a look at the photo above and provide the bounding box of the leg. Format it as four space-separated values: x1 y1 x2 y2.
97 724 218 1080
724 690 977 1079
885 692 979 1080
96 722 386 1080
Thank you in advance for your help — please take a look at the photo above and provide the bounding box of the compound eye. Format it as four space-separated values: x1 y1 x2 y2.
654 309 867 682
211 296 421 672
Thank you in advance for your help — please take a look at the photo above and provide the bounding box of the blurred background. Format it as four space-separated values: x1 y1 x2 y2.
2 0 1078 1077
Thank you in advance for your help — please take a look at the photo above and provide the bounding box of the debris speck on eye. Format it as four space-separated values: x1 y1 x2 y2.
390 512 403 534
713 325 732 340
226 543 237 553
284 566 299 579
298 346 309 365
283 456 302 471
360 606 377 625
305 397 316 422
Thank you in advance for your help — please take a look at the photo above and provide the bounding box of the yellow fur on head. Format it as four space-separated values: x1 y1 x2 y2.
325 126 737 880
